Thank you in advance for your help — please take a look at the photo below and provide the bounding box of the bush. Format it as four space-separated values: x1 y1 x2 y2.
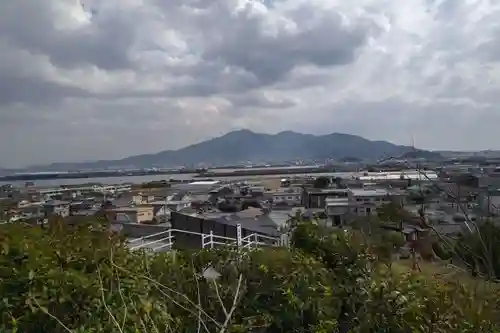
433 241 452 260
0 219 499 332
0 222 172 333
455 220 500 279
358 269 500 333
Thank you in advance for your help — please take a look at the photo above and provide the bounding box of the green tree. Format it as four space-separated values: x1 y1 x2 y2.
313 176 330 189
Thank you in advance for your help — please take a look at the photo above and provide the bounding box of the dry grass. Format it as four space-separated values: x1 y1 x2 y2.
392 259 499 291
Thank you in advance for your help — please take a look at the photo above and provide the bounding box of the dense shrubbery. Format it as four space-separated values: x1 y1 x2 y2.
454 220 500 279
0 218 499 332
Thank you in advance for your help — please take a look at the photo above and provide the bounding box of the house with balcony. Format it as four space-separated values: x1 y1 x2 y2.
266 187 302 206
42 200 70 218
106 205 155 224
478 188 500 216
302 188 350 209
324 197 351 226
349 188 406 217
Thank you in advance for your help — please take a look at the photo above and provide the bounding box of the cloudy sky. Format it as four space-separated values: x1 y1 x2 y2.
1 0 500 168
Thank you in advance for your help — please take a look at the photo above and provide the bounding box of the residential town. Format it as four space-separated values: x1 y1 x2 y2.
2 162 500 255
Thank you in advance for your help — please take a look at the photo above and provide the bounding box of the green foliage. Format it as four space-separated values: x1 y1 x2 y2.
377 202 413 223
313 176 330 189
370 229 406 263
291 222 375 331
433 241 453 260
291 220 500 332
147 248 339 332
358 269 500 333
0 198 16 222
0 219 499 332
0 222 172 333
455 220 500 279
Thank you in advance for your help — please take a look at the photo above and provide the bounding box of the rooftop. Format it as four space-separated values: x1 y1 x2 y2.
188 180 220 186
349 188 390 197
108 206 152 212
179 207 280 236
43 200 70 206
325 197 350 206
358 171 439 181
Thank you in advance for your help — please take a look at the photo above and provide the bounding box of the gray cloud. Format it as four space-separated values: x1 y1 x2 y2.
0 0 500 168
201 4 373 84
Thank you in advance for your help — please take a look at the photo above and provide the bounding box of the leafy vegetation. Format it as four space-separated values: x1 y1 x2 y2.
454 220 500 279
313 176 330 189
0 217 499 332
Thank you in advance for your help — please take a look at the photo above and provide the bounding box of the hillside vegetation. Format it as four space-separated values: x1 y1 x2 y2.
26 130 423 170
0 218 499 333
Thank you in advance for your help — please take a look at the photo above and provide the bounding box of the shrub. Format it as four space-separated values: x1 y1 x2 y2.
0 219 499 332
0 222 173 333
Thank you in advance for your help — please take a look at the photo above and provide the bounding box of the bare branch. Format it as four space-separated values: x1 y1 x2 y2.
109 248 128 332
191 259 204 333
32 298 74 333
97 266 124 333
212 280 229 317
112 262 219 330
218 274 244 333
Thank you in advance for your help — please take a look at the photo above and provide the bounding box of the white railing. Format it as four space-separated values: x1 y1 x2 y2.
202 231 241 249
128 224 283 252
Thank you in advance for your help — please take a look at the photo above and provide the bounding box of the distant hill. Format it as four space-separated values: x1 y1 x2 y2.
21 130 440 172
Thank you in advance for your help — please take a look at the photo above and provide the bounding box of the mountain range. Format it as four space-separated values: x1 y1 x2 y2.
12 130 441 172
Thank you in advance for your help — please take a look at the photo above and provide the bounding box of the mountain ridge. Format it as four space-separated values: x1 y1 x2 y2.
16 130 440 172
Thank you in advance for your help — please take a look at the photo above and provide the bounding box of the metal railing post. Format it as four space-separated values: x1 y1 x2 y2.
168 229 172 250
254 234 258 248
210 230 214 249
237 223 242 249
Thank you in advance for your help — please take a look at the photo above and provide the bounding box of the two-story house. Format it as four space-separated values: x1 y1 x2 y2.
42 200 70 218
349 188 406 217
302 188 350 209
323 188 407 225
106 205 155 224
324 197 351 226
267 187 303 206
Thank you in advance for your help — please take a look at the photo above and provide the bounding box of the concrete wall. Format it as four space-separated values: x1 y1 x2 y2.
170 211 255 249
114 211 276 250
116 222 170 238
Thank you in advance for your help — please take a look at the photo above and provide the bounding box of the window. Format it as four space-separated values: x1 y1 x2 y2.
366 207 371 214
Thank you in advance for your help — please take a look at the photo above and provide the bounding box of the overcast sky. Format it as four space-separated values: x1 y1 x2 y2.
1 0 499 168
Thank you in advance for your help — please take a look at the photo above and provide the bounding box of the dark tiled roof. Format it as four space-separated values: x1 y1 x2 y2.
43 200 70 206
170 191 188 201
211 214 279 237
